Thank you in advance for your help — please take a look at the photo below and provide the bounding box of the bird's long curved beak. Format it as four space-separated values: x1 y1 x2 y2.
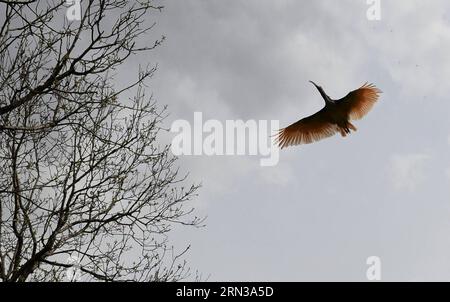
309 80 320 89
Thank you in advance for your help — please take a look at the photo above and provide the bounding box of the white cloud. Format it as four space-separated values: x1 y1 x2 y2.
389 153 430 191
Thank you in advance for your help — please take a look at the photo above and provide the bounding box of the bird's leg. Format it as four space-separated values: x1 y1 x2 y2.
347 122 357 132
339 121 357 137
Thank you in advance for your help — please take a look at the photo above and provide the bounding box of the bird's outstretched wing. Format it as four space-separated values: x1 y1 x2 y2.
337 83 382 120
276 109 338 149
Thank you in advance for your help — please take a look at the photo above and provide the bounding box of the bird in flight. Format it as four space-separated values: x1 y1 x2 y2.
276 81 382 149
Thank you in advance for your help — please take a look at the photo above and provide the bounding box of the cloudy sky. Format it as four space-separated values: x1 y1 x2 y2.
132 0 450 281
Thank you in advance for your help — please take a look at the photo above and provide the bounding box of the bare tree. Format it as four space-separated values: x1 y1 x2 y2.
0 0 203 281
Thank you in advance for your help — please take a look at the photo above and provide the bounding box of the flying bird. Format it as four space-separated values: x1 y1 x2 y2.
276 81 382 149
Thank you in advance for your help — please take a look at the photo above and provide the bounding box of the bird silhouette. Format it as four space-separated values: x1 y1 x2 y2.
276 81 381 149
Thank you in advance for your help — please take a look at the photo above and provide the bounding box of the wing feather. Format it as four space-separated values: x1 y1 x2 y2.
276 109 338 149
337 83 382 120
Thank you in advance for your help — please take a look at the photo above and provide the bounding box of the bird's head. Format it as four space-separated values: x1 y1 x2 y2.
309 80 321 89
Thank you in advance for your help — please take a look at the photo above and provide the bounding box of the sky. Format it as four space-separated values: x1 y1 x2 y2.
124 0 450 281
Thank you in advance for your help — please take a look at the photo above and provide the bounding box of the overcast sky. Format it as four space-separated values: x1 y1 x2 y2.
132 0 450 281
